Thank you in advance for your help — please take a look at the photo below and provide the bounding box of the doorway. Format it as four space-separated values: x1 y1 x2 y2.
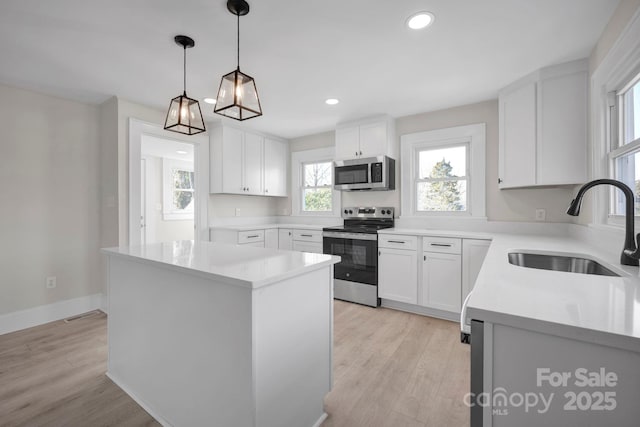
128 119 209 246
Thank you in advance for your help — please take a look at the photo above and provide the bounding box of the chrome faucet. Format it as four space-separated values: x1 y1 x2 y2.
567 179 640 266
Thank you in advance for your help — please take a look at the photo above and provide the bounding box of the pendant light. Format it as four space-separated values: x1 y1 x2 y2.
164 35 206 135
214 0 262 121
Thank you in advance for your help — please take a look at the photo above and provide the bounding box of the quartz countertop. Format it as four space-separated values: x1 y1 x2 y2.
378 227 494 240
210 223 336 231
466 234 640 352
102 240 340 289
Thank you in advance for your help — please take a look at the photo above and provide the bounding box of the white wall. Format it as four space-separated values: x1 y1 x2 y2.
143 155 194 242
0 84 101 315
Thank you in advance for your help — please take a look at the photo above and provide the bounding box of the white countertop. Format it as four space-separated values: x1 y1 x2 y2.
210 223 335 231
467 234 640 352
378 227 494 240
102 240 340 289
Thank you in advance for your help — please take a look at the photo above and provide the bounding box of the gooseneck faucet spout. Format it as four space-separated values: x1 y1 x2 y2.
567 179 640 266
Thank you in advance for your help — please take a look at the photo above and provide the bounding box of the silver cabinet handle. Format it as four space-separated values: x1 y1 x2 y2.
289 232 292 236
359 150 362 155
247 235 260 238
301 234 313 237
388 240 406 244
355 151 358 156
424 255 426 261
430 243 452 247
265 189 268 193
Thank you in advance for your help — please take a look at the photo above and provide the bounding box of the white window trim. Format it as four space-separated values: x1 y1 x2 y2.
591 8 640 229
401 123 486 218
163 158 195 221
291 147 341 217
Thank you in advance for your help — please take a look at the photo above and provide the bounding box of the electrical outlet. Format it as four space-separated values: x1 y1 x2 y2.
235 208 241 217
535 209 546 221
46 276 57 289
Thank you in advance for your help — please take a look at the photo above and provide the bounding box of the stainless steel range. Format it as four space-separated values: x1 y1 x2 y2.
322 207 394 307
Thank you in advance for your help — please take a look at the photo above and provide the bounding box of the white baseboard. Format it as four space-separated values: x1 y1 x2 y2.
0 293 105 335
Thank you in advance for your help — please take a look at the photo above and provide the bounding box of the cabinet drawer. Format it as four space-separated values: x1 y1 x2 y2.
423 237 461 254
238 230 265 244
378 234 418 250
292 229 323 242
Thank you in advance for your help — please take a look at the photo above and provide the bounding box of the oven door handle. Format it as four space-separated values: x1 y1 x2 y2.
322 232 378 241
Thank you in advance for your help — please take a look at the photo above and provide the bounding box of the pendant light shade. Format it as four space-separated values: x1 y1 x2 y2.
164 35 206 135
214 0 262 121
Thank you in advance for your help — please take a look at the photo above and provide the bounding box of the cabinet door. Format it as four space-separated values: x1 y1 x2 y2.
462 239 491 303
243 132 264 195
292 240 322 254
265 228 279 249
421 252 461 313
335 126 360 159
378 248 417 304
358 121 387 158
278 229 293 250
498 82 537 188
537 70 587 185
263 138 288 196
221 127 244 194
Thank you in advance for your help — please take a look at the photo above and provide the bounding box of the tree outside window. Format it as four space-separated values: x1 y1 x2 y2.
416 145 468 212
303 162 332 212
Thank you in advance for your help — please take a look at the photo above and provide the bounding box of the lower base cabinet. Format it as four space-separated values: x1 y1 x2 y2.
292 240 322 254
278 229 293 250
420 252 461 312
378 247 418 304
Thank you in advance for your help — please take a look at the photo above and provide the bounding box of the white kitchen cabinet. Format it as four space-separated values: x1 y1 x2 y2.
334 115 396 160
263 138 288 196
243 132 264 195
265 228 279 249
210 125 288 197
462 239 491 302
498 59 587 188
420 251 461 313
211 228 265 247
292 240 322 254
378 247 418 304
278 229 293 250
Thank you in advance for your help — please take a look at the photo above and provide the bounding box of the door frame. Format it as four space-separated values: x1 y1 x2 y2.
128 118 209 245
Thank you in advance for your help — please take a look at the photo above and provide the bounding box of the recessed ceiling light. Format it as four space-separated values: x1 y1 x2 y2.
203 97 216 104
406 12 435 30
325 98 339 105
176 150 188 154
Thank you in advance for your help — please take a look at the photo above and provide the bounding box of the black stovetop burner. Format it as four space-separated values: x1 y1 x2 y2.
322 206 395 234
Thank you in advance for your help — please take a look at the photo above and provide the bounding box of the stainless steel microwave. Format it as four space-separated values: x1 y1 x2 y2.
333 156 395 191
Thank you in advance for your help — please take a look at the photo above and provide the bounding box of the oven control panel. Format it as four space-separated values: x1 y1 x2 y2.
342 207 394 219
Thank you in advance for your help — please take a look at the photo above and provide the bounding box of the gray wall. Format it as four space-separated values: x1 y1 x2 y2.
0 84 101 315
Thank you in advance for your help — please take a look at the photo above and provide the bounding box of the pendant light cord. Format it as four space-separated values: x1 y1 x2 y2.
183 45 187 96
236 13 240 70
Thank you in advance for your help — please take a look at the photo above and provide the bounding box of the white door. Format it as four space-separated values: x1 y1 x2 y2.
358 121 386 158
420 252 461 313
263 138 287 196
243 132 264 195
335 126 360 159
378 247 417 304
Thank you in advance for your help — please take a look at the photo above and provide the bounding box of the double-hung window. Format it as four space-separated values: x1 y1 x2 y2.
609 74 640 217
302 161 333 212
163 158 195 220
291 147 341 216
401 123 485 218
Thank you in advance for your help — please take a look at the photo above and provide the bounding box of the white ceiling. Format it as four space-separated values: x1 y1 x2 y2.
141 134 194 161
0 0 620 139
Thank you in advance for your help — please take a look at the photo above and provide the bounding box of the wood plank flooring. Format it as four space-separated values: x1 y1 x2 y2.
0 301 469 427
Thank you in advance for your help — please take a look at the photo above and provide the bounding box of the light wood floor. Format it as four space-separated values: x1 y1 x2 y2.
0 301 469 427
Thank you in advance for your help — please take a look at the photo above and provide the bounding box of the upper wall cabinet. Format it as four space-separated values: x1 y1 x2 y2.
210 125 288 197
498 59 588 189
335 115 396 160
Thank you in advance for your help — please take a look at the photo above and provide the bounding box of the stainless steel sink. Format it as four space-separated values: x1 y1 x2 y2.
508 252 620 277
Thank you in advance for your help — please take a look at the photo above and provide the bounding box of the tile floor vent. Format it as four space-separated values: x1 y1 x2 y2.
64 310 100 323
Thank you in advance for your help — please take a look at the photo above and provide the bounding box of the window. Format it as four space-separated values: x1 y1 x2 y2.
401 124 485 218
302 161 332 212
163 158 195 220
609 75 640 217
416 144 468 212
291 147 340 216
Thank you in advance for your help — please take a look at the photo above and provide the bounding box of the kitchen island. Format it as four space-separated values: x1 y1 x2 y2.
102 240 340 427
